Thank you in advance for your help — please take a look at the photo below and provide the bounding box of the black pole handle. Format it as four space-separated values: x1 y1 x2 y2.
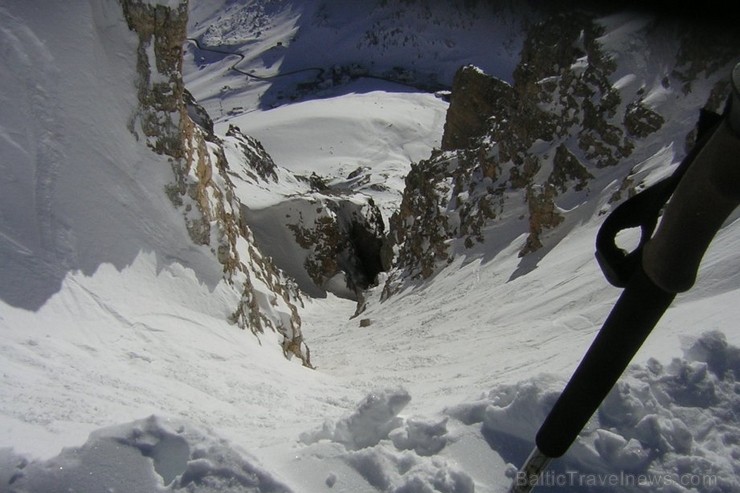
643 68 740 292
730 63 740 136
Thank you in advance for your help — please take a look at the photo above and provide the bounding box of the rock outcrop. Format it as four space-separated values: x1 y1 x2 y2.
441 66 516 151
246 191 387 303
289 196 386 299
120 0 310 366
385 9 739 295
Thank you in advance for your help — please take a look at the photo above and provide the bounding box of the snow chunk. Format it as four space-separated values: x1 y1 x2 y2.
456 377 561 442
301 388 411 450
7 416 292 492
298 389 468 492
325 472 337 487
594 430 650 471
390 417 449 457
459 332 740 492
683 330 740 378
345 447 474 493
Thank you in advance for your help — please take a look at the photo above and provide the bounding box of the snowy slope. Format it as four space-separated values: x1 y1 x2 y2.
2 1 740 493
0 4 359 491
227 82 448 216
0 0 319 460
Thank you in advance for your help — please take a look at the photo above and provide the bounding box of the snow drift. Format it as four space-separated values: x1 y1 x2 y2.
451 331 740 491
3 415 292 493
9 331 736 492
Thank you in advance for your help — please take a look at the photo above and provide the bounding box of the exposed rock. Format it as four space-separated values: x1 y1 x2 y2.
183 87 214 137
303 172 330 192
672 25 740 97
225 125 278 182
388 155 454 281
384 9 739 295
441 65 516 151
120 0 188 158
287 196 387 300
607 174 636 207
548 144 593 194
387 13 618 287
623 101 665 139
119 0 310 366
519 184 564 257
289 215 342 287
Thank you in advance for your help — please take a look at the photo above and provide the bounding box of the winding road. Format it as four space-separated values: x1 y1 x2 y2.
186 38 324 81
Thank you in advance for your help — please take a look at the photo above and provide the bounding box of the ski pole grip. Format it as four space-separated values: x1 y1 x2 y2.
642 103 740 293
730 63 740 136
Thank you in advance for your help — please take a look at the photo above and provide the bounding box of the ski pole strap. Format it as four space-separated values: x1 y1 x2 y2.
595 109 723 288
730 62 740 136
596 61 740 288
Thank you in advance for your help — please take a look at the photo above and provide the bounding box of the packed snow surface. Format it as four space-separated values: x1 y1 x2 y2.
225 84 447 216
2 1 740 493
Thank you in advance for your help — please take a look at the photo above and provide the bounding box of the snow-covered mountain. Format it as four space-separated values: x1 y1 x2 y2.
387 10 739 291
1 1 739 492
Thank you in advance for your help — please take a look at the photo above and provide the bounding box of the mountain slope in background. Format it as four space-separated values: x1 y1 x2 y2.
185 0 527 114
1 1 740 492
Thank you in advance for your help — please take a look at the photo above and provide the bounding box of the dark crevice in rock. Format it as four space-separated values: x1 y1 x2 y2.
345 210 387 292
349 222 385 288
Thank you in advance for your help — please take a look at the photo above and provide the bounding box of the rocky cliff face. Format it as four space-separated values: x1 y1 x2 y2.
119 0 310 366
385 9 739 294
238 175 388 305
287 195 386 299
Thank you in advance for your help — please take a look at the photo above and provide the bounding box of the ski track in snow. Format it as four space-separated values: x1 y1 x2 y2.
2 1 740 492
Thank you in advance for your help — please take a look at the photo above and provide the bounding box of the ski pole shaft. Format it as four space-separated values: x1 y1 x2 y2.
509 270 673 493
537 103 740 458
509 447 551 493
535 267 674 457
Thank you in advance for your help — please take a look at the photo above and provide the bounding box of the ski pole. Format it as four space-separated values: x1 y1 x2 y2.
509 62 740 493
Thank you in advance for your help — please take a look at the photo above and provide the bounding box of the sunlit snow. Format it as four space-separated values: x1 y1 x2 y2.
1 1 739 492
